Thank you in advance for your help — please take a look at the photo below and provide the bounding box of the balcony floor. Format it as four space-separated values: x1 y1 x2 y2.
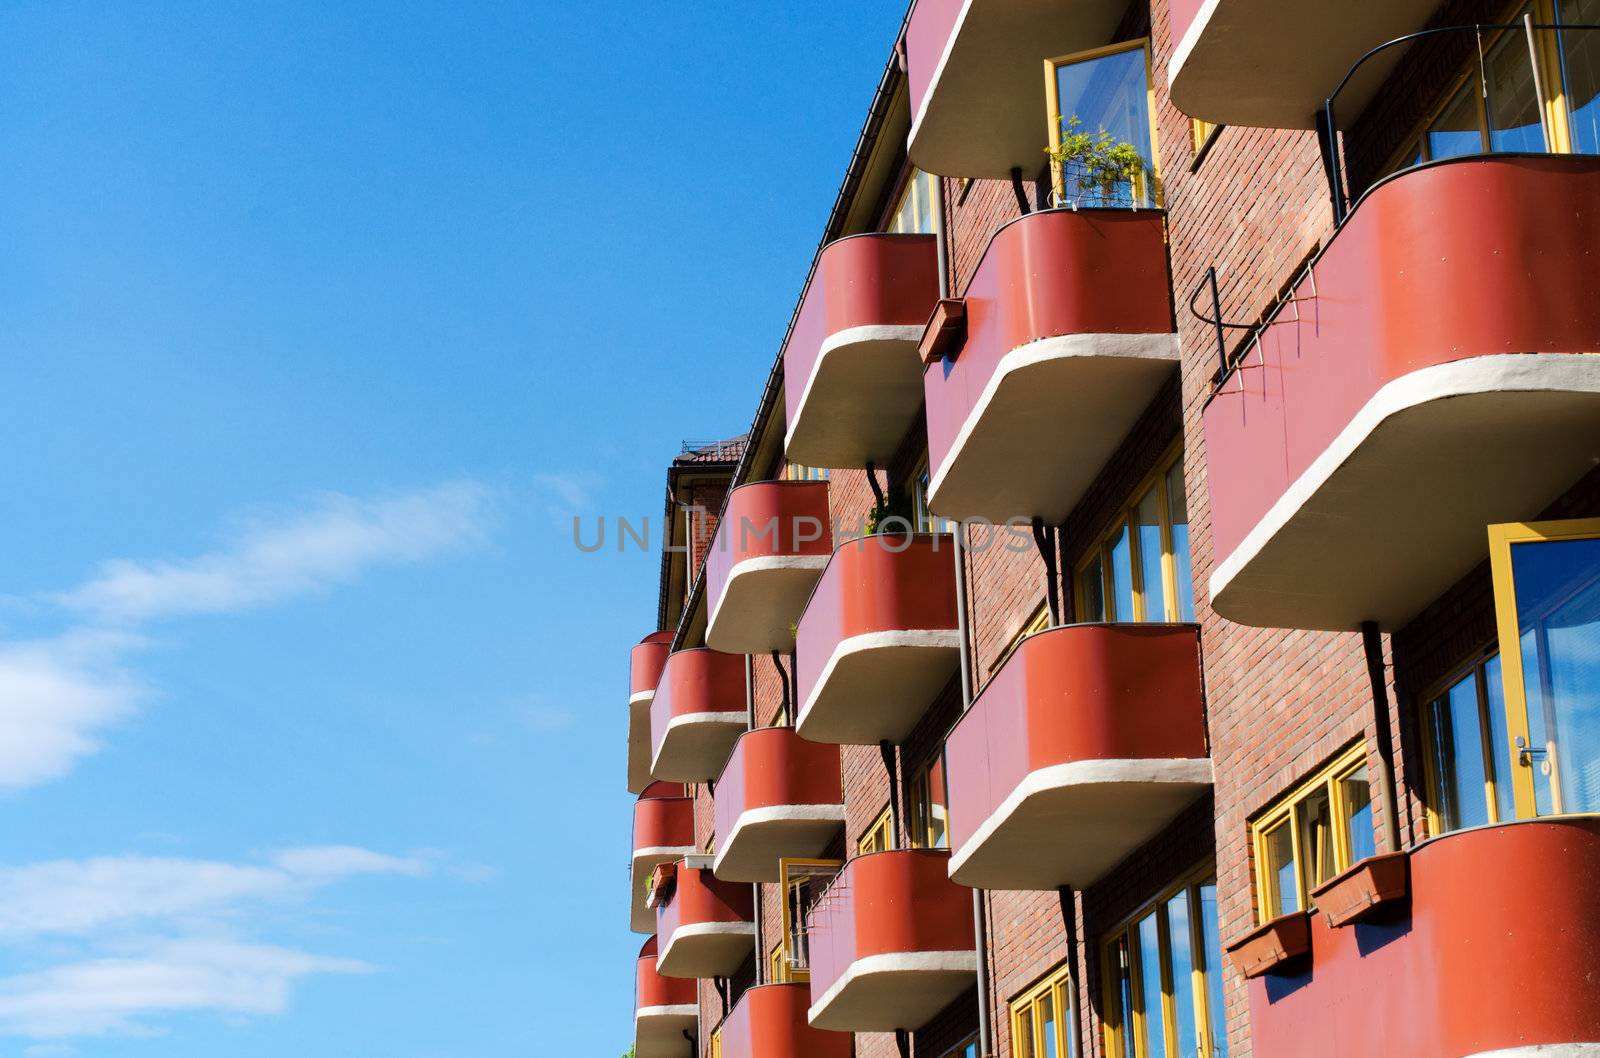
657 923 758 980
711 808 846 883
796 631 961 744
807 951 979 1032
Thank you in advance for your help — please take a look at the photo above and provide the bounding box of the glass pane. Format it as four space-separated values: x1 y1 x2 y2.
1110 523 1135 623
1339 765 1376 866
1136 912 1169 1058
1560 0 1600 152
1136 485 1168 623
1484 654 1515 821
1056 982 1076 1058
1166 463 1195 622
1081 554 1107 623
1113 937 1136 1049
1264 821 1298 917
1427 82 1484 160
1510 535 1600 815
1041 993 1058 1058
1486 23 1546 151
1017 1003 1036 1058
1428 669 1491 831
1166 892 1199 1058
1295 786 1335 890
927 756 949 849
1197 884 1228 1058
1054 45 1155 207
916 171 935 233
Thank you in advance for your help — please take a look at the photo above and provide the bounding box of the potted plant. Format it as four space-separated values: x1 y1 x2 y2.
865 485 914 536
645 861 677 910
1046 117 1150 208
1309 850 1410 927
1225 909 1312 979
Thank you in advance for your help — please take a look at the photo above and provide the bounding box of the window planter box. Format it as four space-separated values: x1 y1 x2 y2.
1226 910 1311 979
1309 851 1409 928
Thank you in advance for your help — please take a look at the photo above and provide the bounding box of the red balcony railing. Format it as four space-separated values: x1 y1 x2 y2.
649 648 748 784
905 0 1131 177
631 782 695 934
1203 156 1600 631
720 983 852 1058
635 936 697 1058
783 234 940 468
945 624 1210 890
805 850 977 1031
705 481 833 653
1239 819 1600 1058
655 858 756 980
629 631 676 794
922 209 1176 523
795 534 960 745
711 727 844 883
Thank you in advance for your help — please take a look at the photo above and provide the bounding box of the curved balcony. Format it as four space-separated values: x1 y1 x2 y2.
629 631 676 794
906 0 1131 176
705 481 833 654
795 534 960 745
1242 819 1600 1058
805 850 977 1032
945 623 1210 890
721 983 852 1058
783 234 941 468
1203 156 1600 631
655 858 756 980
923 209 1177 523
1167 0 1437 128
636 936 697 1058
711 727 844 883
631 782 695 934
649 649 748 784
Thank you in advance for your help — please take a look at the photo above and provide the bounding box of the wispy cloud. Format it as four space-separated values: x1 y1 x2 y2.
56 482 495 624
532 472 600 512
0 632 146 791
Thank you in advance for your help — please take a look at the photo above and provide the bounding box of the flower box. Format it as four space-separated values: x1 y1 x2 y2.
1226 910 1311 979
1309 851 1409 928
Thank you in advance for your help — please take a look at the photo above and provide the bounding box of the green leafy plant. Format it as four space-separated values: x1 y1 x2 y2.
1046 116 1149 207
865 485 915 536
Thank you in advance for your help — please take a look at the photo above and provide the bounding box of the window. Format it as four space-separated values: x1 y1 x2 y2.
858 806 894 855
889 169 940 235
1423 652 1514 834
914 459 954 535
947 1037 979 1058
1488 517 1600 818
1189 119 1221 161
776 858 841 983
1045 39 1159 207
907 753 950 849
769 942 784 984
1250 744 1376 922
784 463 829 481
1076 450 1195 624
709 1028 721 1058
991 601 1051 672
1103 874 1228 1058
1011 962 1076 1058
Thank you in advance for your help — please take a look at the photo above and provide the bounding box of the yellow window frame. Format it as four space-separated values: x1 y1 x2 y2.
1100 867 1223 1058
776 857 842 984
783 463 829 482
857 806 894 855
1010 961 1075 1058
906 751 951 850
889 167 941 235
709 1028 722 1058
1249 743 1371 923
1073 445 1188 624
1419 648 1507 838
990 600 1050 674
1043 38 1162 208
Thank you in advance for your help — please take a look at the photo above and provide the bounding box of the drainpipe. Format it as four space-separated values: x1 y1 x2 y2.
1031 519 1061 626
1360 621 1402 853
879 740 902 844
935 177 951 300
954 526 992 1058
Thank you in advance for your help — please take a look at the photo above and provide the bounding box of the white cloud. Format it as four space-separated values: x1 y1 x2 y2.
0 632 145 791
55 481 495 624
532 472 599 512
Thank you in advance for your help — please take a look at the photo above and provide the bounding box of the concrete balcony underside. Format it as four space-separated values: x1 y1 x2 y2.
713 806 846 884
797 631 961 744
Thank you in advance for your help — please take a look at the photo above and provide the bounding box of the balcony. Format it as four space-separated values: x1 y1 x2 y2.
629 631 675 794
1203 156 1600 631
720 984 852 1058
945 623 1210 890
805 850 977 1032
711 727 844 883
795 534 960 745
1167 0 1438 128
654 858 756 980
705 481 833 654
635 936 697 1058
1240 819 1600 1058
631 782 695 934
650 648 748 784
783 234 940 468
922 209 1177 523
905 0 1131 176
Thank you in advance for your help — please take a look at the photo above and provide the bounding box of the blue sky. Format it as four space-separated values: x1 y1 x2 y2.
0 2 904 1054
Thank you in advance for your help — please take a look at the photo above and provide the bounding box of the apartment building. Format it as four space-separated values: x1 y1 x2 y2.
628 2 1600 1057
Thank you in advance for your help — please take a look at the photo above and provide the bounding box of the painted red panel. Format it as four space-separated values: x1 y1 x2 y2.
637 936 696 1011
922 209 1175 483
655 863 754 947
1204 155 1600 565
631 631 674 700
705 481 833 620
721 983 853 1058
648 649 747 764
1246 818 1600 1058
905 0 963 130
1166 0 1205 46
806 850 976 1005
633 783 693 856
782 234 940 424
944 624 1206 853
795 534 959 703
712 727 843 845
